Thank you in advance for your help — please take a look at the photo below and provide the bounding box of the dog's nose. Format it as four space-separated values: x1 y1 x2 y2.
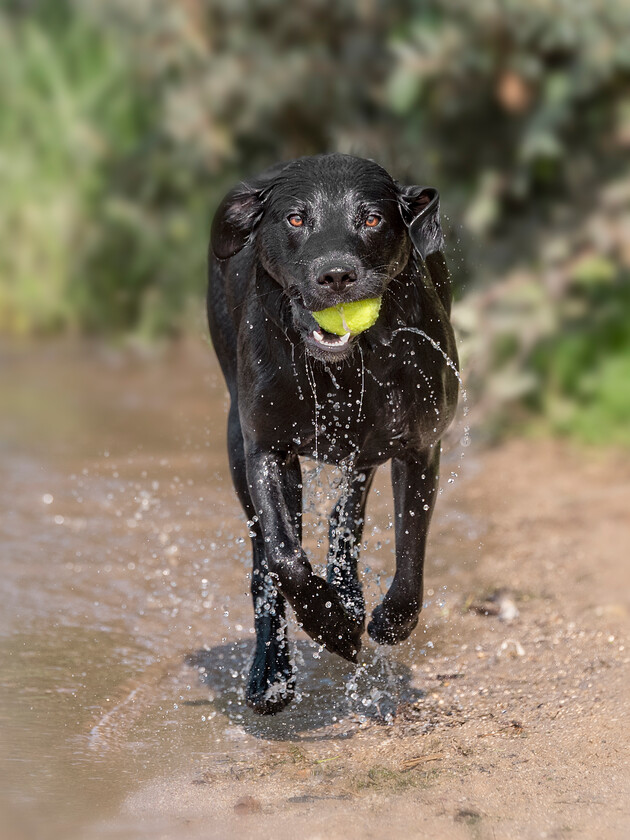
316 266 358 293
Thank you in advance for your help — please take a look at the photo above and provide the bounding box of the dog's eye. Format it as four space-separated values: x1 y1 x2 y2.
365 214 381 228
287 214 304 228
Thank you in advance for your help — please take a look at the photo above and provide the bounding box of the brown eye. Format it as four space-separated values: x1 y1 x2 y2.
288 214 304 227
365 214 381 228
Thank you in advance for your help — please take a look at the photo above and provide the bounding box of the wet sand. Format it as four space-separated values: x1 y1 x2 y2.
0 341 628 839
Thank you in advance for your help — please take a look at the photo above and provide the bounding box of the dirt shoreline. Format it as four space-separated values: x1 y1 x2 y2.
110 439 630 840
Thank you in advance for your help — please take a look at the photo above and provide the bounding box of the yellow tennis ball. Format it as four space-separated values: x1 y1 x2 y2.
312 297 382 335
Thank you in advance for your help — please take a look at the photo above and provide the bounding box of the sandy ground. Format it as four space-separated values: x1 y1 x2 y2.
112 439 630 840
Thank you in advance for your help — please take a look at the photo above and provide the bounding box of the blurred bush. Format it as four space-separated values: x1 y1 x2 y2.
1 0 629 442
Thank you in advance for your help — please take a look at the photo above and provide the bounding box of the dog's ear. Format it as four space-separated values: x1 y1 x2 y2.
211 163 286 260
399 185 444 260
400 184 452 313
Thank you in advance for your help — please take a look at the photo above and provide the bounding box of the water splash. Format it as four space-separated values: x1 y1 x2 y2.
390 326 470 448
357 344 366 425
304 355 320 460
236 330 470 723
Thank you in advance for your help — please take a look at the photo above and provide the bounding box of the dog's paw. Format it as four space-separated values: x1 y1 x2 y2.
246 675 295 715
326 617 364 664
246 639 295 715
291 575 364 663
327 567 366 628
367 600 419 645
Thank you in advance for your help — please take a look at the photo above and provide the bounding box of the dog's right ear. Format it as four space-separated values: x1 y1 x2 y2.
211 163 286 260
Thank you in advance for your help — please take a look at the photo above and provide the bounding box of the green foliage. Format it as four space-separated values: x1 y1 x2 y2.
0 0 208 335
389 0 630 444
452 181 630 446
0 0 629 442
0 3 138 332
532 267 630 445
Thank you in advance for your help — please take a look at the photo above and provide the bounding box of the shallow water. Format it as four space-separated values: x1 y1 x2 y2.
0 340 477 840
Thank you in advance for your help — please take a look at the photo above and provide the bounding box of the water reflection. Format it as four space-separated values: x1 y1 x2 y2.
185 641 424 741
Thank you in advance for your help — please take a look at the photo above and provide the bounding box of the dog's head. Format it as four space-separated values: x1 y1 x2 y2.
211 154 443 361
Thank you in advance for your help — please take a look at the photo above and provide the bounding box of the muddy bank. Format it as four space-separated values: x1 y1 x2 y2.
116 440 630 840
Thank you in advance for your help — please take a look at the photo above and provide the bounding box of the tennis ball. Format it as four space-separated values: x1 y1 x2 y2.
312 297 382 336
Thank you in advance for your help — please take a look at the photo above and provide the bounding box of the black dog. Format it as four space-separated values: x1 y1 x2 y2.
208 154 458 714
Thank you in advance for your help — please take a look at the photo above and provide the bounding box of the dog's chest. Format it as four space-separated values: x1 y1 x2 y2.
291 361 445 465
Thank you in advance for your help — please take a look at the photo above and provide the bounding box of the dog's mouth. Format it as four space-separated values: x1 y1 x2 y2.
288 297 356 359
311 328 352 349
289 292 384 361
303 324 356 359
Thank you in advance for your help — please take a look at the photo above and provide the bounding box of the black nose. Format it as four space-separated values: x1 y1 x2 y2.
316 266 357 293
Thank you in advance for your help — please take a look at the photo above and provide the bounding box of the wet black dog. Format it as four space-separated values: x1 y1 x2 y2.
208 154 458 714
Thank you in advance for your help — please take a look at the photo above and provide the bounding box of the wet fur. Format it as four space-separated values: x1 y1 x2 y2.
208 154 458 714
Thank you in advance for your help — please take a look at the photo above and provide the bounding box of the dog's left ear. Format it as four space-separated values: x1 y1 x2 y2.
399 184 452 314
399 186 444 260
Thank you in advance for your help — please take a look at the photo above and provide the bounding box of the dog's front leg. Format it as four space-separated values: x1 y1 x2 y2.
327 467 376 625
245 445 363 662
368 447 440 644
